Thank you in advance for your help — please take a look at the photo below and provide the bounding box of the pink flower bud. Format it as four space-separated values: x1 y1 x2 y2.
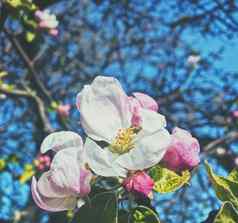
232 110 238 118
123 171 154 197
35 155 51 171
163 127 200 171
57 104 71 118
49 29 59 36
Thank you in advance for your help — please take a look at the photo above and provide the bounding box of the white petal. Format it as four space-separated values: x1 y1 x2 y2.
46 19 58 28
31 177 77 212
117 129 171 170
40 131 83 154
84 138 126 177
50 147 82 192
78 76 131 142
140 109 166 132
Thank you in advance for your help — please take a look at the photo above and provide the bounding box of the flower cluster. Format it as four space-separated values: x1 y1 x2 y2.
35 10 59 36
32 76 200 212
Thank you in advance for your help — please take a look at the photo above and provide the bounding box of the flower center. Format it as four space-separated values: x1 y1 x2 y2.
109 127 140 154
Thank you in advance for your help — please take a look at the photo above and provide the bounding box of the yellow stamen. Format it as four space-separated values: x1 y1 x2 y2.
110 127 138 154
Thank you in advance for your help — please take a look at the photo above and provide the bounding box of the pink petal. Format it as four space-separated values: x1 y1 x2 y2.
39 21 49 29
35 10 44 20
133 92 158 111
79 168 92 197
128 96 142 127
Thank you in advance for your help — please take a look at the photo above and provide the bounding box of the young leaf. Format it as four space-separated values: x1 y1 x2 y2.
73 192 118 223
205 161 238 209
214 202 238 223
149 165 191 193
228 168 238 182
26 32 36 43
132 206 160 223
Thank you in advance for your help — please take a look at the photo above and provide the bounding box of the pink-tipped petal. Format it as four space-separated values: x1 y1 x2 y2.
37 171 72 198
133 92 158 111
79 168 92 197
128 97 142 127
50 147 81 193
31 177 77 212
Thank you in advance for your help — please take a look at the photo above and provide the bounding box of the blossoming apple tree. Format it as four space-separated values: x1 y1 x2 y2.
1 1 238 223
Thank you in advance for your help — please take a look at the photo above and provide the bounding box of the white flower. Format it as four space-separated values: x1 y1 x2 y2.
32 131 92 211
77 76 171 177
187 55 201 66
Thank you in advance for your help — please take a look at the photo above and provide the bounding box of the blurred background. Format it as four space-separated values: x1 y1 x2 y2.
0 0 238 222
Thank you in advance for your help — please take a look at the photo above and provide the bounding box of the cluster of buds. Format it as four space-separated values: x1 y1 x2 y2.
35 10 59 36
34 155 51 171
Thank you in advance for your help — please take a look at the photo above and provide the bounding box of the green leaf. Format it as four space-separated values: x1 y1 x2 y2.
149 165 191 193
214 202 238 223
132 206 160 223
118 210 130 223
228 168 238 182
118 206 160 223
0 71 8 79
205 161 238 209
6 0 22 8
51 101 59 109
73 192 118 223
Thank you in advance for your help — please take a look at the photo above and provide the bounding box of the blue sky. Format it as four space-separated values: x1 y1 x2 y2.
183 30 238 72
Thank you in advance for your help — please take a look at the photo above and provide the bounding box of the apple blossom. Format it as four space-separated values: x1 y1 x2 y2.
122 171 154 197
187 54 201 66
162 127 200 171
31 131 92 211
77 76 171 178
35 10 59 36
